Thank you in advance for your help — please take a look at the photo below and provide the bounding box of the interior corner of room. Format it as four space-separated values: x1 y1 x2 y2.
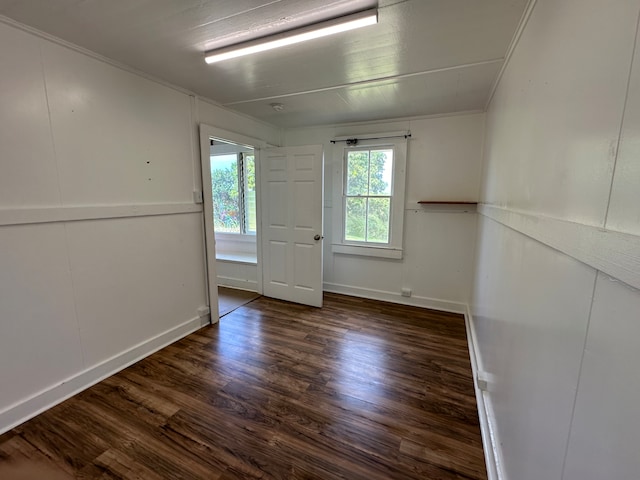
1 0 640 479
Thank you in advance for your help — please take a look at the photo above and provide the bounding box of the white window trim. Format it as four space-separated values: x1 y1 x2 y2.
331 134 408 259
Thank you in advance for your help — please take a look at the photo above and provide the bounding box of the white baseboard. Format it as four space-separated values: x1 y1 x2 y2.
464 306 505 480
216 276 259 291
0 315 209 435
323 282 467 314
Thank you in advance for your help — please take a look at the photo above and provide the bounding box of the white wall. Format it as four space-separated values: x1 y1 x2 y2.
471 1 640 479
215 259 259 291
284 113 485 312
0 18 279 433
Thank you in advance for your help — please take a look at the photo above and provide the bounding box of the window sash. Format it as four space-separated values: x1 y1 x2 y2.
211 152 256 236
344 147 395 196
332 134 407 260
342 146 395 246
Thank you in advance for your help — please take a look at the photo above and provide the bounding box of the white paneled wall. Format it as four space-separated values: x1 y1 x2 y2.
43 42 195 205
0 224 83 410
472 217 596 479
471 1 640 479
215 260 259 291
284 113 484 311
64 215 207 366
480 0 637 226
0 19 279 433
562 275 640 480
198 99 281 148
607 17 640 236
0 25 59 208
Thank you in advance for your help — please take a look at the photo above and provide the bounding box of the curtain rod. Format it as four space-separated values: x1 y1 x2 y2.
330 133 411 145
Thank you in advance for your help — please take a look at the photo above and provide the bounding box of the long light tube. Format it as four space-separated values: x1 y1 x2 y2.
205 9 378 64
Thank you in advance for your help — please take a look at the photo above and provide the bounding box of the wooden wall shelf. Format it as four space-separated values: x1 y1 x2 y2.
416 201 478 213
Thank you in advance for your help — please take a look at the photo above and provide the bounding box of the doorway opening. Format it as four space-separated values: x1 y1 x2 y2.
199 124 325 321
199 126 266 322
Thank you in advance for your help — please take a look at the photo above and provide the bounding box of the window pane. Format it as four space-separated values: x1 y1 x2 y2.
369 149 393 196
244 154 257 234
366 197 390 243
345 197 367 242
346 151 369 196
211 154 240 233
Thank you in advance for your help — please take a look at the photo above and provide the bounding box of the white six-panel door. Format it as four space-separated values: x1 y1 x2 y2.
260 145 323 307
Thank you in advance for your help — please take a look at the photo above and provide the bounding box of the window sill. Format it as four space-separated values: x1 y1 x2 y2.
215 232 256 243
216 252 257 265
331 244 403 259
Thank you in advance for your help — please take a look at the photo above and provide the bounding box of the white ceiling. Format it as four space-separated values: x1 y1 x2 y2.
0 0 528 127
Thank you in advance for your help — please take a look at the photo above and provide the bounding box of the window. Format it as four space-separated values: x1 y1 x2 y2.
344 148 394 244
332 134 407 259
210 151 256 235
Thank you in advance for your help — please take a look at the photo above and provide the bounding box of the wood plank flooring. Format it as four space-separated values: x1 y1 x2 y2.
217 286 261 318
0 294 486 480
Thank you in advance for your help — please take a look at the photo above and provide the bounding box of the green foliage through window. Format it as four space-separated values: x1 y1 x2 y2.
344 148 393 243
211 152 256 234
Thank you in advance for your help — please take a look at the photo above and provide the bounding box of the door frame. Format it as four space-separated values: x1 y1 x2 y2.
199 124 267 322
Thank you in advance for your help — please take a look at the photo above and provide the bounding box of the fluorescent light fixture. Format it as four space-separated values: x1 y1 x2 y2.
205 9 378 64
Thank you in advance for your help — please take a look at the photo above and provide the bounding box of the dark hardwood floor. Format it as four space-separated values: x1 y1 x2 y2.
0 294 487 480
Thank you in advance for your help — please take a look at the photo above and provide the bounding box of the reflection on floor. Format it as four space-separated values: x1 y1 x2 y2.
217 286 260 317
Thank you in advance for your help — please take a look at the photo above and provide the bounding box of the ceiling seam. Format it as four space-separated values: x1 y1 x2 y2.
222 58 504 106
194 0 284 29
284 109 485 131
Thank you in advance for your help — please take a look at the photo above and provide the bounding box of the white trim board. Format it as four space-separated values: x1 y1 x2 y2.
323 282 467 314
0 314 209 435
464 307 505 480
479 204 640 291
0 203 202 227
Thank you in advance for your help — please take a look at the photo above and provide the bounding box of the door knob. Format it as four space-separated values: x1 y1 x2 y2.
314 234 323 241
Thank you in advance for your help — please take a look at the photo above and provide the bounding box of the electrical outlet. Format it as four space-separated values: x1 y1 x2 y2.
401 288 412 297
193 190 204 204
476 372 489 391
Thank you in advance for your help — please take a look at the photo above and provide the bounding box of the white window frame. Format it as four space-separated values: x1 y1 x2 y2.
331 133 408 259
210 145 256 237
